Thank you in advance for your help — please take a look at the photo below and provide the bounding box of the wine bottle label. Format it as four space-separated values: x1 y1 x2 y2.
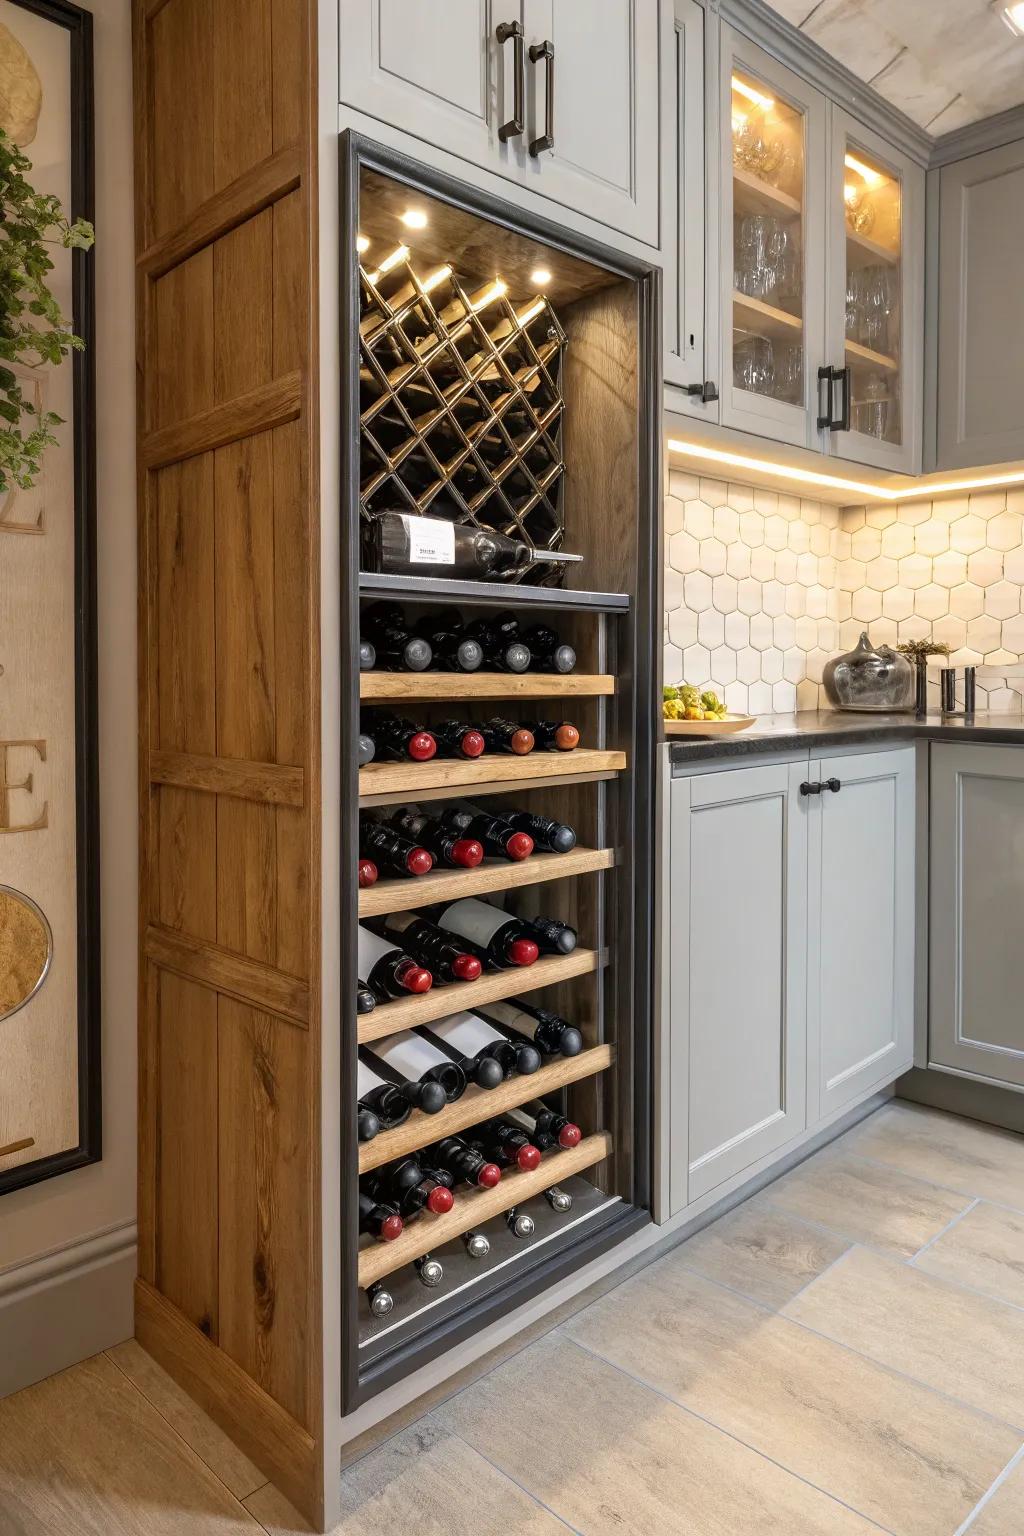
383 910 417 935
373 1030 448 1078
429 1012 505 1052
438 898 511 948
402 513 455 566
358 926 395 971
477 1001 538 1038
358 1059 386 1096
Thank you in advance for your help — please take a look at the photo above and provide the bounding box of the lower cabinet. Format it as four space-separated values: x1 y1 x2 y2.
930 744 1024 1090
666 746 915 1215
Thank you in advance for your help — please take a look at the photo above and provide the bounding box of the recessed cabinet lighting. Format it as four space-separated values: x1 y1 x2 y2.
530 267 552 286
843 152 884 187
998 1 1024 34
400 208 428 229
731 75 774 111
356 234 369 253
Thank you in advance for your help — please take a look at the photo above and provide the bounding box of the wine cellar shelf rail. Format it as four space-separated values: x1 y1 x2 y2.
357 1133 613 1288
358 570 631 613
358 1044 614 1174
357 948 607 1043
359 672 615 702
358 749 626 800
359 846 615 918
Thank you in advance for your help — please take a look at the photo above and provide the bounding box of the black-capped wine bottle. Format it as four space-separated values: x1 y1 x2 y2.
361 713 437 763
475 998 583 1058
521 622 576 675
376 911 482 984
358 1191 404 1242
356 1057 409 1140
519 719 580 751
463 617 531 674
424 1011 541 1078
435 897 540 969
358 639 377 670
359 817 434 878
358 925 433 1000
361 603 433 672
358 732 376 767
358 1039 458 1114
389 808 484 870
522 914 578 955
412 1022 504 1091
412 611 484 672
356 979 377 1016
492 806 577 854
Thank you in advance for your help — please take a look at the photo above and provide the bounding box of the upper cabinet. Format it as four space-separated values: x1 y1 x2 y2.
935 139 1024 471
338 0 662 247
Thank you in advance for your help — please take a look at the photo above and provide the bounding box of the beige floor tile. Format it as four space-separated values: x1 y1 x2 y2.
762 1146 973 1255
916 1201 1024 1309
562 1249 1020 1536
680 1199 852 1309
107 1339 266 1500
0 1353 259 1534
437 1334 883 1535
965 1455 1024 1536
842 1103 1024 1210
784 1245 1024 1429
245 1421 566 1535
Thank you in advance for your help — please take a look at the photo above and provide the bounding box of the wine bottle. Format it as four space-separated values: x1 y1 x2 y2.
430 720 486 760
505 1206 535 1239
435 898 540 969
376 911 482 984
412 612 484 673
475 999 583 1059
358 858 378 889
491 806 577 855
437 807 533 862
424 1011 541 1078
356 980 377 1016
361 713 437 763
520 719 580 751
463 618 530 674
360 604 433 672
359 1040 456 1114
470 1118 542 1173
543 1186 573 1213
521 623 577 675
356 1058 409 1139
507 1103 582 1150
358 926 432 1000
522 914 577 956
358 1191 404 1242
358 732 376 767
389 808 484 871
358 639 377 670
363 510 582 581
414 1254 444 1287
359 818 434 878
463 1231 490 1259
365 1157 455 1218
477 718 535 756
426 1135 502 1189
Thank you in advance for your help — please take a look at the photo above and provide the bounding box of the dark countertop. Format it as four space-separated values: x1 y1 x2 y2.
668 710 1024 764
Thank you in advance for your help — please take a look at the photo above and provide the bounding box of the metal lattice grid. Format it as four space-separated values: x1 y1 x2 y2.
358 247 567 582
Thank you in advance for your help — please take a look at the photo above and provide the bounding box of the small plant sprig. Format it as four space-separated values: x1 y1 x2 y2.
0 127 94 492
896 640 951 662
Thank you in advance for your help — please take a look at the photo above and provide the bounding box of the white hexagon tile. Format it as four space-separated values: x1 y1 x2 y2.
665 475 1024 716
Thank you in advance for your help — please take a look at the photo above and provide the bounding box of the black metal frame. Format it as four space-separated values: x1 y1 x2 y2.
0 0 99 1199
339 130 660 1410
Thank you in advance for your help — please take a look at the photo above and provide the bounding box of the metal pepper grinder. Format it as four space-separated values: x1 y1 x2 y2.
940 666 976 718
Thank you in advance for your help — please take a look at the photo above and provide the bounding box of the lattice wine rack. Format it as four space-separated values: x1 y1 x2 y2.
358 247 567 581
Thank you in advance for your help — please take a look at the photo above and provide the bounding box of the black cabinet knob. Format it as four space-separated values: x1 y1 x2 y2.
799 781 822 796
825 777 842 793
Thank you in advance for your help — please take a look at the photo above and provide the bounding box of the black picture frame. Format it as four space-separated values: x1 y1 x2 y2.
0 0 99 1197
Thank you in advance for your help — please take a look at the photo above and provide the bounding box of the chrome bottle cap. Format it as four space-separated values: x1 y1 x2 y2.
506 1209 535 1239
464 1231 490 1259
415 1255 444 1287
368 1284 393 1318
544 1186 573 1213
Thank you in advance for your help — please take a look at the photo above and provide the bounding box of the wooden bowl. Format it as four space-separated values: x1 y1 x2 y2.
663 714 756 736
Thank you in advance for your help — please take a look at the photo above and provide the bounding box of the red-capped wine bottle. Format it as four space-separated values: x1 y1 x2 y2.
359 818 434 878
364 1158 455 1218
463 617 531 674
358 639 377 670
471 1118 543 1173
521 623 576 675
376 911 482 984
361 604 433 672
492 806 577 854
523 914 577 955
358 732 376 767
478 717 535 755
520 719 580 751
359 1040 457 1113
388 808 484 870
475 999 583 1058
356 1057 408 1140
362 713 437 762
358 858 378 889
356 979 377 1016
358 926 433 1000
508 1102 582 1150
424 1011 541 1078
426 1135 502 1189
430 720 487 760
435 898 539 969
358 1191 404 1242
412 611 484 673
437 807 533 861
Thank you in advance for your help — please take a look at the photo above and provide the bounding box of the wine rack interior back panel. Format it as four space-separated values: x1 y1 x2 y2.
342 143 658 1409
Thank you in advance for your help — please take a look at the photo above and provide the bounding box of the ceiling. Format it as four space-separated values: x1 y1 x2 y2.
764 0 1024 134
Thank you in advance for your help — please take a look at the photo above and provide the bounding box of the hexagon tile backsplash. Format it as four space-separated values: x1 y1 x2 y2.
665 473 1024 714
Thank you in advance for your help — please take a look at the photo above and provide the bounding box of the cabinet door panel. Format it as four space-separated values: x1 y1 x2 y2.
670 763 807 1209
930 744 1024 1089
663 0 715 403
808 748 915 1122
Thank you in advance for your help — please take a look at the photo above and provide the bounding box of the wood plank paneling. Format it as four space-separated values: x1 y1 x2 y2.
156 787 218 943
212 0 273 192
149 750 304 807
155 455 216 753
145 925 310 1027
149 0 215 240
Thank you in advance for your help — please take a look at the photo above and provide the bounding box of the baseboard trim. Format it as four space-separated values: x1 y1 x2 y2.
897 1068 1024 1133
0 1221 137 1397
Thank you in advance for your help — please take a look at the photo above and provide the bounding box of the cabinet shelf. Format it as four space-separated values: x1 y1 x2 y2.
357 1131 612 1287
359 845 615 918
846 226 899 268
359 570 630 614
358 1043 613 1174
733 166 802 217
360 672 615 703
358 747 626 800
357 947 606 1043
845 337 899 373
733 291 803 341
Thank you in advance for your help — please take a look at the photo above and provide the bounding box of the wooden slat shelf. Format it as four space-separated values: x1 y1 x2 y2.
360 671 615 702
357 1132 612 1287
846 226 899 268
359 845 614 918
358 747 626 799
733 166 801 217
733 291 803 341
845 337 898 373
358 1043 613 1173
357 947 606 1042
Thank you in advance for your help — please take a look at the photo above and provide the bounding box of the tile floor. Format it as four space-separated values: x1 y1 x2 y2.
3 1100 1024 1534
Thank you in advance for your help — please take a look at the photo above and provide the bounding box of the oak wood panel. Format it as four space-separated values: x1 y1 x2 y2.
357 948 607 1042
155 456 216 753
358 673 616 702
358 768 619 811
358 846 615 918
156 787 218 943
150 750 305 807
358 1045 614 1174
358 748 627 799
358 1134 613 1288
146 924 309 1027
141 372 303 470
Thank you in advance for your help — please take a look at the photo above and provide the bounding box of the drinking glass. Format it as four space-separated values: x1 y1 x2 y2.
734 334 775 396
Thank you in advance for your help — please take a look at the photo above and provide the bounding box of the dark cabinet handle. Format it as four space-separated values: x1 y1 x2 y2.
817 365 850 432
825 777 842 793
800 781 822 796
529 40 554 155
497 21 525 142
684 381 719 404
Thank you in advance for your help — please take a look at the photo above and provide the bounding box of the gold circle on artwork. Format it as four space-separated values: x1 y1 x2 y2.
0 22 43 148
0 886 52 1022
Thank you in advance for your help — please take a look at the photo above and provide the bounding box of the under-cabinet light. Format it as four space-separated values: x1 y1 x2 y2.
364 244 409 284
844 152 884 187
517 298 547 327
666 437 1024 504
731 75 774 111
400 208 429 229
999 1 1024 34
470 279 508 311
356 234 369 253
530 267 552 286
421 264 451 293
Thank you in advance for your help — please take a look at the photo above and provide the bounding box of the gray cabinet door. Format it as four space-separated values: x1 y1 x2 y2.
930 743 1024 1090
668 762 808 1210
936 140 1024 470
807 748 915 1122
663 0 716 405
